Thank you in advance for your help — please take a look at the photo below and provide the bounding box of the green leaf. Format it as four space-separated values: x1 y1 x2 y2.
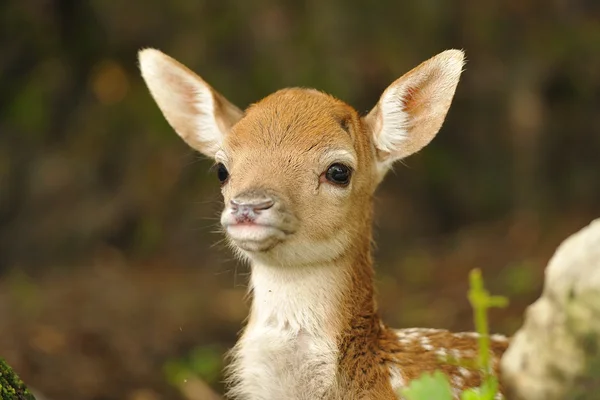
401 371 454 400
460 387 483 400
477 377 499 400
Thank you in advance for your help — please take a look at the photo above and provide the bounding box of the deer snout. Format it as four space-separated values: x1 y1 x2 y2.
222 191 291 252
230 195 274 223
231 197 274 212
221 189 299 253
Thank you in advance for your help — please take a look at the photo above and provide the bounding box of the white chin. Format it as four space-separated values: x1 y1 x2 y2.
226 225 286 252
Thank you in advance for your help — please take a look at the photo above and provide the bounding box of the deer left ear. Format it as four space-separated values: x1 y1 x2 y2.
138 48 243 159
364 49 465 177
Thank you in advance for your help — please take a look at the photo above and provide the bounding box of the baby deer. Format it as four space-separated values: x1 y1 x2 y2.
139 49 508 399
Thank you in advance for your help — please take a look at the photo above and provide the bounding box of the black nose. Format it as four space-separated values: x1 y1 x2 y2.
230 197 274 214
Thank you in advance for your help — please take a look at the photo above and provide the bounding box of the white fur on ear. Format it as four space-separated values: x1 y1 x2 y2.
138 48 243 158
364 49 465 177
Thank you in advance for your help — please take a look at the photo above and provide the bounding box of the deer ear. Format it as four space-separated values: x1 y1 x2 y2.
364 49 465 176
138 48 243 158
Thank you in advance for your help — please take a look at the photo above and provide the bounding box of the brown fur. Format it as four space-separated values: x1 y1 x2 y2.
138 48 508 399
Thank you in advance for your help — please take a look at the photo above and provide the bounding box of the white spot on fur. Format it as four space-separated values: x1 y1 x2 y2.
398 327 444 334
452 386 463 399
435 348 448 358
450 349 463 360
452 375 465 387
389 365 406 393
491 334 508 342
464 350 477 358
456 331 480 339
420 336 434 351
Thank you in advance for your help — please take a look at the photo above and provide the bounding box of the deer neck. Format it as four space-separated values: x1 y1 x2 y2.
246 233 378 343
228 215 384 398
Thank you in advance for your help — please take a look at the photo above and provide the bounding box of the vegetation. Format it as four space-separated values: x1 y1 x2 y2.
0 359 35 400
402 270 508 400
164 345 224 390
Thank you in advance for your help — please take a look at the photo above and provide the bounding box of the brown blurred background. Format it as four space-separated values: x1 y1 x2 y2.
1 1 599 399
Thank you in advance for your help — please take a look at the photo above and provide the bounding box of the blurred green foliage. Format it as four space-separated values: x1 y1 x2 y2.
0 358 36 400
5 271 41 318
499 261 537 296
1 0 600 270
164 344 224 387
402 371 454 400
402 270 507 400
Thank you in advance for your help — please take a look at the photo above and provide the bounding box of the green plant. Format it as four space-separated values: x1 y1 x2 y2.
163 344 224 388
0 358 36 400
402 269 508 400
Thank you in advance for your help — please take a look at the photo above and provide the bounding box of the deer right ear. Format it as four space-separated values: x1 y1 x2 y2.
138 49 243 158
364 49 465 179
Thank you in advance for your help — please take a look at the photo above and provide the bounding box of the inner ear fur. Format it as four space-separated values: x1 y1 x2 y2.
364 49 465 170
138 48 243 158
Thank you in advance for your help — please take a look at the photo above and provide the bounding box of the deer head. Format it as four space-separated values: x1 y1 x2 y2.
139 49 464 268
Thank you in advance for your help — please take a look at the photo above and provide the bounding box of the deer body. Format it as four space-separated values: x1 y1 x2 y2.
139 49 508 399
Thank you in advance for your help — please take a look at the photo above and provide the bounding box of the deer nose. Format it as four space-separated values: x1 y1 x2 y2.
230 197 274 214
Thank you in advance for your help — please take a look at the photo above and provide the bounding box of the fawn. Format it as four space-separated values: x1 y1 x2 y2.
139 49 508 399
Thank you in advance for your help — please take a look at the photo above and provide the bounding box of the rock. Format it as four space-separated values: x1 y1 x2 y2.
501 218 600 400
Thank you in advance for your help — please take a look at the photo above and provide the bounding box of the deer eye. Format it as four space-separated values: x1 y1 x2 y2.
216 163 229 184
325 163 352 186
